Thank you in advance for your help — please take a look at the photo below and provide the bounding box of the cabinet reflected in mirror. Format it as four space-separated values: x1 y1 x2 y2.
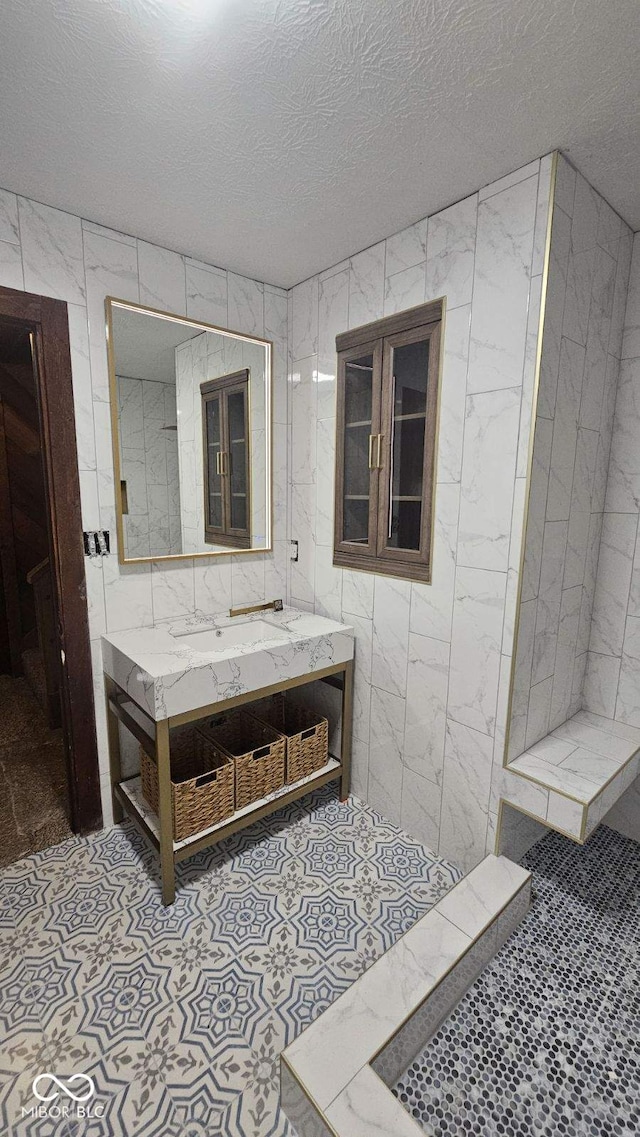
106 299 271 563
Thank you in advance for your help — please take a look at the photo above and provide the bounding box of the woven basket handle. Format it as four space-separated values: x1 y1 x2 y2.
194 770 219 787
253 745 271 760
300 727 315 740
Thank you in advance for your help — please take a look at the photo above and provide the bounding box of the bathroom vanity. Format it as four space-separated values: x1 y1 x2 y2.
102 606 354 904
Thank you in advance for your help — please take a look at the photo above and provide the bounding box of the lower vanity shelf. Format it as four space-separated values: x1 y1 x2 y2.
115 756 342 861
105 656 354 905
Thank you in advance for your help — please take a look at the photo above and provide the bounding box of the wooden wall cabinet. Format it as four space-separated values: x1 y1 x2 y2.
333 301 442 583
201 369 251 549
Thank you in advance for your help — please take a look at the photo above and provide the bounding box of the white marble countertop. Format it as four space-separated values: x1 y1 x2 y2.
101 606 354 720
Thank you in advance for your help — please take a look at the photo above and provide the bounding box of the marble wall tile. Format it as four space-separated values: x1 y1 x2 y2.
410 483 459 643
385 219 427 277
371 576 411 698
231 556 266 608
516 274 544 480
615 615 640 726
400 769 442 854
315 417 336 547
571 173 599 253
0 240 24 289
525 675 553 747
265 288 289 425
439 719 493 872
521 418 553 602
137 242 186 314
384 262 425 315
193 557 232 615
314 545 343 621
467 177 537 394
318 268 349 363
368 687 405 825
457 386 521 571
403 633 449 787
589 513 637 656
597 197 621 260
436 304 471 484
583 652 621 719
341 570 375 620
448 566 506 737
348 243 385 328
562 247 595 346
185 260 228 325
553 155 576 217
531 155 553 277
102 556 153 633
18 197 85 304
83 230 139 404
0 188 19 243
151 560 195 622
67 303 96 471
291 276 318 359
425 194 477 310
291 356 317 484
228 272 264 336
290 482 316 605
349 612 373 745
537 206 571 419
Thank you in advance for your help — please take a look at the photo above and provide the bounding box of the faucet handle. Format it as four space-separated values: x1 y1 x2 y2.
273 599 283 612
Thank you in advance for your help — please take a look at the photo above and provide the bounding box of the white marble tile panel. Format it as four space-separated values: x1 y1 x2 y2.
531 155 553 277
437 853 530 939
400 768 442 854
318 267 349 363
385 218 427 276
457 387 520 571
479 160 541 203
597 198 621 259
521 418 553 601
103 556 153 633
467 177 537 394
348 242 385 329
552 717 634 762
439 719 493 872
193 557 233 616
448 566 506 736
610 226 634 359
575 708 640 744
615 615 640 726
18 197 85 303
409 483 459 644
559 747 621 786
403 632 449 786
291 356 317 484
537 206 572 419
151 560 195 621
570 173 599 253
314 545 343 621
0 241 23 289
546 792 584 837
227 272 264 336
425 194 477 310
185 262 227 326
562 247 595 346
436 303 470 484
67 303 96 471
83 230 139 403
315 416 335 547
528 734 577 764
82 219 136 247
550 336 585 473
525 676 553 749
563 507 590 590
516 273 543 480
589 512 637 655
231 556 265 609
383 263 425 315
511 751 599 802
291 276 318 359
371 576 411 698
554 156 576 217
0 189 19 243
368 687 405 826
342 570 374 620
290 482 316 605
137 242 186 314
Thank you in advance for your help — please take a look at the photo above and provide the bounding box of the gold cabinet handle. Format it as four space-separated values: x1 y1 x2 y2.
375 433 383 469
215 451 221 476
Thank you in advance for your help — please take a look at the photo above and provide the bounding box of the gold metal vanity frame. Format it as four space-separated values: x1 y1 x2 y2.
105 660 354 905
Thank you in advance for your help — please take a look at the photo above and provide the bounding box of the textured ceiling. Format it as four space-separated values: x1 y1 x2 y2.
1 0 639 288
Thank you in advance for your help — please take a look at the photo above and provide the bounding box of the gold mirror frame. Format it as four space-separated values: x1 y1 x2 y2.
105 296 273 565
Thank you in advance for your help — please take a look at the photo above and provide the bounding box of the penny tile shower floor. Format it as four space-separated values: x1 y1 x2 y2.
0 784 461 1136
394 824 640 1137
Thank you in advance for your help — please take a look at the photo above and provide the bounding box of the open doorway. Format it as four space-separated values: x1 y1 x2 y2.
0 285 101 867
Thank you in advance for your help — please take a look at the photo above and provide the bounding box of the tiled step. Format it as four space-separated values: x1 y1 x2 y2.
281 854 531 1137
502 710 640 841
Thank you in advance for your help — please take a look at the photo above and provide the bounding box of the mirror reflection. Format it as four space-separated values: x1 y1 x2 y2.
107 300 271 562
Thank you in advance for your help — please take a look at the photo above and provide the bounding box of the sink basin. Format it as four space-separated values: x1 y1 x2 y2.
172 618 283 652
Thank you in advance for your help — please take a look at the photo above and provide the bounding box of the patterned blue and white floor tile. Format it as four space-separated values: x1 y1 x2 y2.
0 784 461 1136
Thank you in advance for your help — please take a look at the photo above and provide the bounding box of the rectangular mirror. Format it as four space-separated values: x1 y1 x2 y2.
106 298 271 563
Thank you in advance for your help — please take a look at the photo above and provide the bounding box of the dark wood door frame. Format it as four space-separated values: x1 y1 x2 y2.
0 284 102 834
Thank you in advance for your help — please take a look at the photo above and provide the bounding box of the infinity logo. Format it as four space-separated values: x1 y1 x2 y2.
32 1074 96 1103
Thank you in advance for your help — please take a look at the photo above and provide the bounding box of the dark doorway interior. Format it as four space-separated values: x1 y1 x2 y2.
0 322 72 866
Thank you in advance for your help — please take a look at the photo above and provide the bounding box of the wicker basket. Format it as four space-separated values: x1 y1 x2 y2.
250 693 329 783
199 710 286 810
140 726 235 842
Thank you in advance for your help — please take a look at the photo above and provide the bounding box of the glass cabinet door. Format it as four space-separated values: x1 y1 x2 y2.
204 392 224 538
225 385 250 538
377 322 440 568
335 340 382 556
